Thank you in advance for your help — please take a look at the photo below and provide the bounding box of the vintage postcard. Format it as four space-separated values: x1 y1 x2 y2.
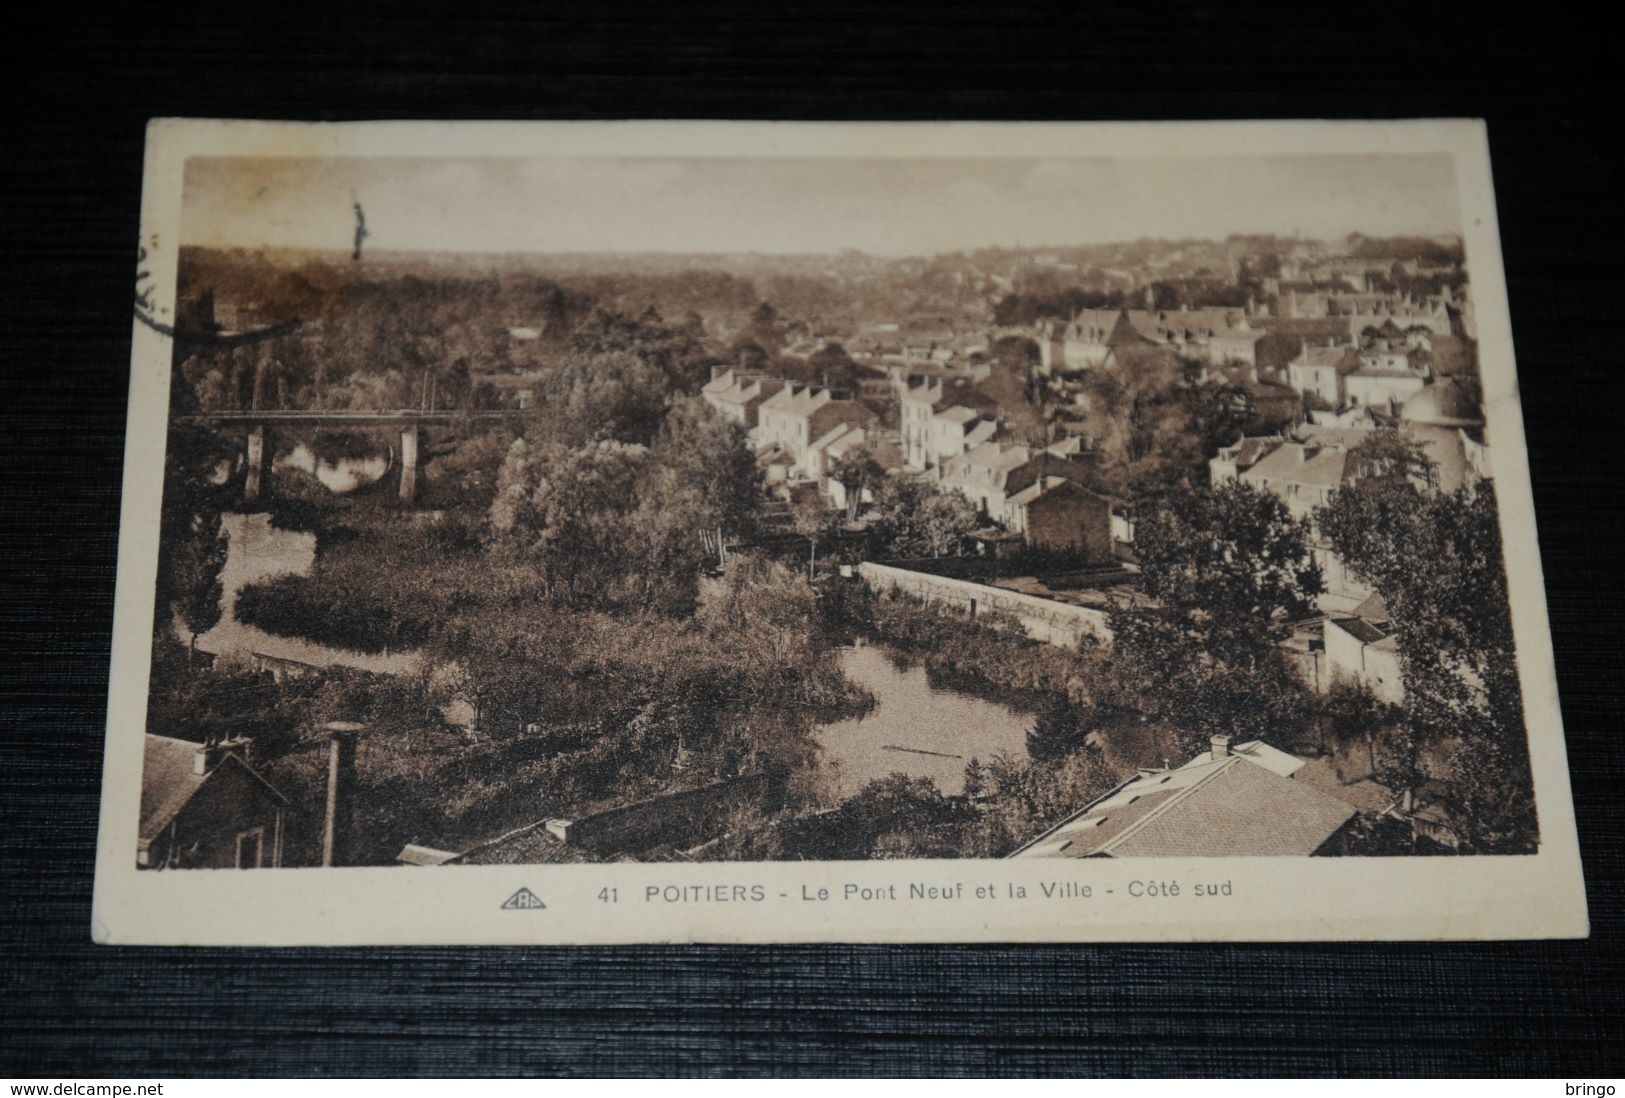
93 119 1587 944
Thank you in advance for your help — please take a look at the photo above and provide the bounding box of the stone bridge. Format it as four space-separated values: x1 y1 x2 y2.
174 409 523 504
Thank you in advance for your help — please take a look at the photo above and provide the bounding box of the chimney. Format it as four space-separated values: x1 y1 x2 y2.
1210 735 1233 761
193 736 227 775
321 721 367 868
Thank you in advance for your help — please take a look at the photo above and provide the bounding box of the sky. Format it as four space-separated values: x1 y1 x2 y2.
181 153 1461 257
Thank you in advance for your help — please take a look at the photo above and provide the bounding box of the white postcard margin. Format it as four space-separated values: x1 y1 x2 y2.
92 118 1589 945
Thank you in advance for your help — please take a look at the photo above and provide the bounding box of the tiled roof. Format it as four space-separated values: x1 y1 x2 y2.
1222 436 1283 470
1329 616 1388 645
970 442 1032 472
809 424 857 454
1350 590 1390 622
140 734 286 841
965 420 999 447
1013 743 1354 859
1241 442 1352 490
1112 760 1353 857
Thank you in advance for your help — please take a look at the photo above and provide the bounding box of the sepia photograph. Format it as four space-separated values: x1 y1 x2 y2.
93 120 1587 944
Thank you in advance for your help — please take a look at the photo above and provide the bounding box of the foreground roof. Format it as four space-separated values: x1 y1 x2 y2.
1012 742 1355 859
139 734 287 841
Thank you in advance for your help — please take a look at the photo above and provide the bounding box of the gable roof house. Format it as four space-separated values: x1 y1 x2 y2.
1287 343 1361 409
938 439 1032 519
753 383 877 475
1324 592 1405 706
1122 307 1249 362
1010 736 1357 859
897 376 999 470
1206 323 1268 366
139 733 290 870
1208 433 1375 615
1234 437 1356 519
701 368 786 429
1343 345 1430 410
1003 477 1114 561
1052 309 1153 372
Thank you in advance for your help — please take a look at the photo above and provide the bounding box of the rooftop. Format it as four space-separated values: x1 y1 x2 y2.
1241 441 1353 490
140 734 286 841
1012 742 1355 859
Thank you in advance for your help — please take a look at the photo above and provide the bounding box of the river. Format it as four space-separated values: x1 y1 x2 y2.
188 512 420 677
815 641 1033 798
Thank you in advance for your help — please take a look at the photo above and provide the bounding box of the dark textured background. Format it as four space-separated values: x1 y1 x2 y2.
3 2 1623 1077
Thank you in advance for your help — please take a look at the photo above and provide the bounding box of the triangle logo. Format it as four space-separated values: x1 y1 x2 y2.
500 887 547 911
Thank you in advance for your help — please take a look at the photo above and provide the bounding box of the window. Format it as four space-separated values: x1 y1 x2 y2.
236 827 265 869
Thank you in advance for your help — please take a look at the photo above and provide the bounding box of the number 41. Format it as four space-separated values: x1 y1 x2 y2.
597 887 619 903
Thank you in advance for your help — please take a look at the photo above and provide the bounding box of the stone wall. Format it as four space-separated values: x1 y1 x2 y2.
856 562 1113 648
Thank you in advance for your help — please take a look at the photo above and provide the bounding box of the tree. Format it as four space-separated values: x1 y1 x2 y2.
567 306 715 393
152 423 237 646
837 773 964 859
790 488 840 578
1317 478 1533 852
1026 696 1087 761
828 445 886 523
488 438 648 608
528 351 669 447
652 395 761 541
914 490 980 558
1180 381 1253 457
807 342 862 393
990 335 1041 375
962 756 988 800
744 301 783 356
1343 428 1439 492
173 514 230 658
867 478 979 559
966 750 1118 856
1106 481 1323 751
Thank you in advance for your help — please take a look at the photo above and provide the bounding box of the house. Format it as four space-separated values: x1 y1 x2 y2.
897 376 994 469
1048 309 1150 372
926 406 999 471
1324 592 1405 705
138 733 290 870
1003 477 1114 560
1121 307 1247 361
1286 343 1360 408
1010 736 1357 859
1343 344 1429 409
1209 433 1375 614
1328 293 1454 337
701 368 786 429
939 440 1031 518
823 430 904 514
1231 437 1354 518
1207 435 1283 485
753 383 876 473
1207 324 1267 366
1198 361 1302 432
